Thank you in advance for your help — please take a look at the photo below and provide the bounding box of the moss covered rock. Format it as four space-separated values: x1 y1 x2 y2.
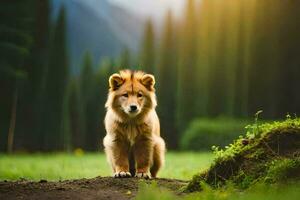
186 117 300 192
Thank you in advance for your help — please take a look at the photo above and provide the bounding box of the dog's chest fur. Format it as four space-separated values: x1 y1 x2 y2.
126 124 138 146
120 122 149 146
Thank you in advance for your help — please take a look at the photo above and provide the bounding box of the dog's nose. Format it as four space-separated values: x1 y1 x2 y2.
130 105 137 112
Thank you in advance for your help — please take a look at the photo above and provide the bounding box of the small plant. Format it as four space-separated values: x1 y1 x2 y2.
245 110 263 139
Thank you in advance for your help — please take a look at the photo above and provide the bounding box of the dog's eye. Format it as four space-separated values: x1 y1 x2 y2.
122 93 128 97
137 93 143 98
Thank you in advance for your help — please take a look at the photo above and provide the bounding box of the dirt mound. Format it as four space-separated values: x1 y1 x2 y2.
0 177 187 200
186 118 300 192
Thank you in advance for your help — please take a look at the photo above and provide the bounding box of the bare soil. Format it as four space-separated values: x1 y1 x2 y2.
0 177 187 200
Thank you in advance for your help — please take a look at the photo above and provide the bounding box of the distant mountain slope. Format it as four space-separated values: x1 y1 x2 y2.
51 0 144 74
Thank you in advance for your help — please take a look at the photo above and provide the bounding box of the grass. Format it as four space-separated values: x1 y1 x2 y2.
1 119 299 200
0 152 214 181
136 182 300 200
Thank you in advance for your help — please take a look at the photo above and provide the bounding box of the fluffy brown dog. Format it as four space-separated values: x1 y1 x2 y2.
103 70 165 178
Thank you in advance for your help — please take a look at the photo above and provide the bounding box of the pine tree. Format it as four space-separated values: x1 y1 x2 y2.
195 0 213 117
140 19 155 74
44 7 69 150
235 0 257 117
119 47 131 69
157 10 178 149
177 0 198 131
80 52 95 150
204 0 227 116
95 59 114 147
0 0 34 152
80 52 93 105
279 0 300 115
222 0 241 116
62 81 71 151
29 0 51 150
68 78 82 150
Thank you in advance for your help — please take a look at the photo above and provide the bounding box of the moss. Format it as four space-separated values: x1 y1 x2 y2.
265 158 300 183
186 117 300 192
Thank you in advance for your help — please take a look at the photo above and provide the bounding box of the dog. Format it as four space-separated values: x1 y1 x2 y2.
103 69 165 179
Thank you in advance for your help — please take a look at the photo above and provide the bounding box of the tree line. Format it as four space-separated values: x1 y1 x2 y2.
151 0 300 148
1 0 299 152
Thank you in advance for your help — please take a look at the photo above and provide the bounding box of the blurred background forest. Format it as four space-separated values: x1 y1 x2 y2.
1 0 299 153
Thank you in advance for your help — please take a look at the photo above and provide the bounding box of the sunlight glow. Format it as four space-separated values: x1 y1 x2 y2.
108 0 186 19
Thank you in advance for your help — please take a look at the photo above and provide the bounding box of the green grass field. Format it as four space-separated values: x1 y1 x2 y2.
0 152 214 181
1 151 300 200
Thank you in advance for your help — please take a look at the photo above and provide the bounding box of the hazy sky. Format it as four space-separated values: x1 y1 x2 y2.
108 0 186 21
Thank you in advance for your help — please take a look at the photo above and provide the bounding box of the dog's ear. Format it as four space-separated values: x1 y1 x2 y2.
109 73 124 91
141 74 155 91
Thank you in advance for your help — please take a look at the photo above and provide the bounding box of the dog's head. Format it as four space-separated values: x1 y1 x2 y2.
105 70 157 119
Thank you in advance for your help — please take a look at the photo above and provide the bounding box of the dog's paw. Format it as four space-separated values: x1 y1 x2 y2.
135 172 151 179
114 171 131 178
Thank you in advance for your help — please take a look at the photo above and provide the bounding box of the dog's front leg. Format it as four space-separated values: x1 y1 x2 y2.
104 136 131 178
133 135 153 179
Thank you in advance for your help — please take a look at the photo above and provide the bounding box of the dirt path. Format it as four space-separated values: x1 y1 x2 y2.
0 177 188 200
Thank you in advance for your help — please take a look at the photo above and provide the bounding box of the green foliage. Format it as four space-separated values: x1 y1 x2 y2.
265 158 300 183
187 117 300 191
0 0 36 152
66 54 114 151
0 1 33 73
180 118 248 151
1 0 300 152
211 115 299 160
142 0 300 149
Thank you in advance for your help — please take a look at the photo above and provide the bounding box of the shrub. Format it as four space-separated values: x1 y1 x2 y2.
180 118 248 151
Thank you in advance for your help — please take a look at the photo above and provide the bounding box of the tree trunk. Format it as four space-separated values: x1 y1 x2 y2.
7 87 18 154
